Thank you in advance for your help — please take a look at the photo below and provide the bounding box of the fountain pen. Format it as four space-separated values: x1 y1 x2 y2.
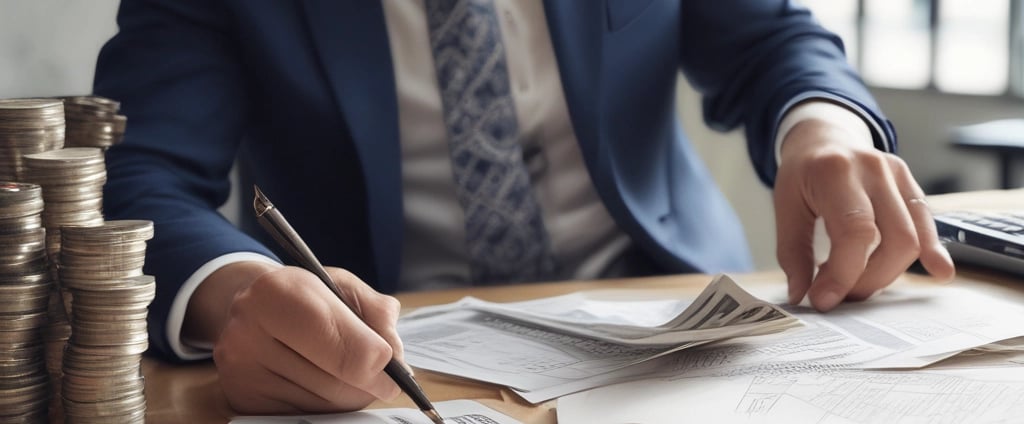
253 185 445 424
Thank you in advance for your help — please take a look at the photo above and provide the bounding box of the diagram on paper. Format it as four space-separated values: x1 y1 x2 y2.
735 370 1024 424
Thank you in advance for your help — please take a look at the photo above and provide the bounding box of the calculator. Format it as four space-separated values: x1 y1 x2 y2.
933 211 1024 277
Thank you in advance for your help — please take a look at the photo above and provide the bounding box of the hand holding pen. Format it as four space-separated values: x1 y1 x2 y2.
251 186 445 423
195 188 437 416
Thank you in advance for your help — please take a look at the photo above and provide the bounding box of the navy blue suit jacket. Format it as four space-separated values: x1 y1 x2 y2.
94 0 896 360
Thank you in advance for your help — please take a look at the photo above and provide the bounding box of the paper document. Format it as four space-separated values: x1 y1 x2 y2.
556 283 1024 424
557 367 1024 424
522 281 1024 401
230 399 521 424
398 274 798 402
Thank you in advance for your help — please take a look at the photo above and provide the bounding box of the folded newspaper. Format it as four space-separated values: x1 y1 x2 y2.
397 274 799 403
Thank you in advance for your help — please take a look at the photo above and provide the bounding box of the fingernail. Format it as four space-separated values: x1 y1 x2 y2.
815 290 843 311
788 288 804 305
786 276 803 305
787 294 799 305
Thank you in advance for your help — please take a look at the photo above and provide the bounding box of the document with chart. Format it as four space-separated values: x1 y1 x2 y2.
397 274 800 402
556 283 1024 424
531 282 1024 402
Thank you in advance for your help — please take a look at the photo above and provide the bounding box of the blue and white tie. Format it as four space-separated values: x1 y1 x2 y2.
425 0 558 284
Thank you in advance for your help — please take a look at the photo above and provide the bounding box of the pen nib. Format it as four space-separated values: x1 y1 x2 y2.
423 408 446 424
253 185 274 216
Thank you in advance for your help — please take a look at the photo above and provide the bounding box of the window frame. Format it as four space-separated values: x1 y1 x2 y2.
842 0 1024 100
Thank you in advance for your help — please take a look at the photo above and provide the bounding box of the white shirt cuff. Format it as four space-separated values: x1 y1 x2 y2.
166 252 282 360
774 93 890 166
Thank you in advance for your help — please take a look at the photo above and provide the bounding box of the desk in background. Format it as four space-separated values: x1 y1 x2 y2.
952 120 1024 189
141 189 1024 423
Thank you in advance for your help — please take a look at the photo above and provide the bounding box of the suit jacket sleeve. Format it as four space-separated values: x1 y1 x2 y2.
93 0 278 361
678 0 898 186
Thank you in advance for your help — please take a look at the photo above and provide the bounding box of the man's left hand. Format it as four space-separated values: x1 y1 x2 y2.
774 113 956 312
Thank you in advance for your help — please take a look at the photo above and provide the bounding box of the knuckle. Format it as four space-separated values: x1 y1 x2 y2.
836 217 879 242
807 149 855 176
886 231 921 261
339 335 393 385
884 153 910 173
375 294 402 317
855 150 888 171
250 270 291 295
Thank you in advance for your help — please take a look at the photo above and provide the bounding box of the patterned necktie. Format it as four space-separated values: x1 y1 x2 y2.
425 0 557 284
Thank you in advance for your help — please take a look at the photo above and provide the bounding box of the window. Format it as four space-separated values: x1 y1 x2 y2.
801 0 1019 96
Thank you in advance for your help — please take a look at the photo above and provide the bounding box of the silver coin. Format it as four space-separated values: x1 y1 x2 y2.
21 147 103 167
61 221 154 244
0 312 46 333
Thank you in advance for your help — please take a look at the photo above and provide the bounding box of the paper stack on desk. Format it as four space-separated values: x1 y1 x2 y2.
555 283 1024 424
397 274 800 402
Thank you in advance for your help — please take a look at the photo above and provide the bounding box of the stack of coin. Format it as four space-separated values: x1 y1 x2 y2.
0 182 54 422
60 220 154 424
20 147 106 420
21 147 107 265
0 99 66 181
60 96 126 150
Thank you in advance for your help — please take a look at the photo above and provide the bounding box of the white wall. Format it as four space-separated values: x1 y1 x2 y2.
3 0 1019 271
0 0 119 98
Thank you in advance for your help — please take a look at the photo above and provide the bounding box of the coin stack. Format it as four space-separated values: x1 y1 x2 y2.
0 182 54 422
20 147 107 420
0 99 66 181
21 147 107 266
60 221 154 424
60 96 126 150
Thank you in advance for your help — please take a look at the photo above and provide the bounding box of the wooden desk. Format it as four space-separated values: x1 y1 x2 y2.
141 270 1024 423
143 273 722 424
142 189 1024 423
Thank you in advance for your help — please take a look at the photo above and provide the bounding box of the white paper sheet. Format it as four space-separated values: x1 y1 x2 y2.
230 400 521 424
557 367 1024 424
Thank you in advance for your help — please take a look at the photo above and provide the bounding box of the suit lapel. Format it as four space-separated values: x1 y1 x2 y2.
543 0 608 183
301 0 401 286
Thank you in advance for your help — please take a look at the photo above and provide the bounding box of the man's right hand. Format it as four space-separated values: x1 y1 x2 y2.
184 262 404 413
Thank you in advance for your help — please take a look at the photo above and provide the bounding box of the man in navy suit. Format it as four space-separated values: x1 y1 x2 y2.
95 0 954 413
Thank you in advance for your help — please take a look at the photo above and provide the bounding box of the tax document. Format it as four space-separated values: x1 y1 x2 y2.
398 274 799 402
529 281 1024 402
230 400 521 424
557 283 1024 423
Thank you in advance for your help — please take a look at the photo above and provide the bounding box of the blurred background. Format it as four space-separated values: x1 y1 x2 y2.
2 0 1022 270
